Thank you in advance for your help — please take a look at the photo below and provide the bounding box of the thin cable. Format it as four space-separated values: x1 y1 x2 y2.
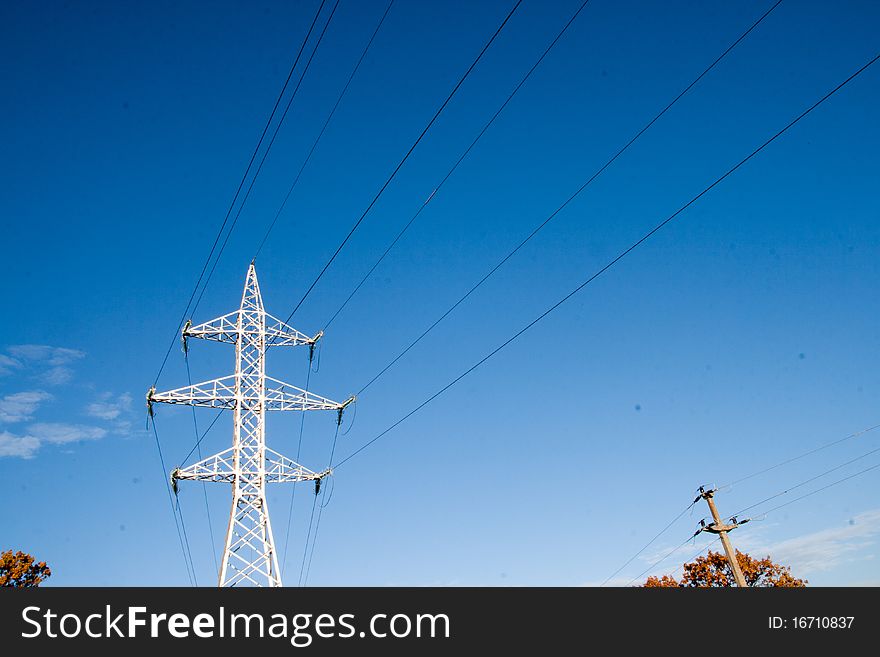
297 487 321 587
302 422 342 586
322 0 595 331
173 495 199 587
276 0 524 330
149 417 196 586
185 357 220 575
335 51 880 469
281 362 313 579
755 461 880 518
719 423 880 490
152 0 329 387
732 447 880 518
600 499 696 587
625 534 704 587
354 0 784 396
254 0 396 260
179 409 225 468
648 537 721 586
191 0 340 318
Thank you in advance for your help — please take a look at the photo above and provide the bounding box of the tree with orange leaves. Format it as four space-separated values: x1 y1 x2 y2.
643 549 806 587
0 550 52 587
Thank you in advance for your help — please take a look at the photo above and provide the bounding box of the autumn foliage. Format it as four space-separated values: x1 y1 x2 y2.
0 550 52 587
643 549 806 587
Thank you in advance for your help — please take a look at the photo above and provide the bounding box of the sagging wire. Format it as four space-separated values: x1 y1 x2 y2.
184 351 220 574
300 419 342 586
148 414 196 586
281 351 317 580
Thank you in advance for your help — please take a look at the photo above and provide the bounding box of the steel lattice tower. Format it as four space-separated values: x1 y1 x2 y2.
148 263 351 587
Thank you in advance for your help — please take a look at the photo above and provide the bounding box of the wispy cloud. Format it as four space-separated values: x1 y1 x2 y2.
0 422 108 459
0 354 21 376
740 509 880 576
6 345 85 386
28 422 107 444
0 391 52 423
8 345 85 366
87 392 133 420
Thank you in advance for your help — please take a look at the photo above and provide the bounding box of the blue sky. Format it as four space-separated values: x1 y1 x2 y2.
1 0 879 586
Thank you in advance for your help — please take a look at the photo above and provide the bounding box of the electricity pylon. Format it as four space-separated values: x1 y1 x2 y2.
148 263 352 587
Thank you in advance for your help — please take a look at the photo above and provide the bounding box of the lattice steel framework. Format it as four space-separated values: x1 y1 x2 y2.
149 264 351 587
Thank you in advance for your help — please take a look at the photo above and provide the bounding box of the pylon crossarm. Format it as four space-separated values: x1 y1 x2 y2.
173 448 236 483
151 375 238 409
264 312 317 347
184 311 241 344
264 448 325 483
264 376 345 411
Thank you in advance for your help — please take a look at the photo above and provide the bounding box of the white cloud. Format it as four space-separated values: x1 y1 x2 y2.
0 422 107 459
8 345 85 366
740 509 880 576
0 354 21 376
87 392 133 420
0 391 52 423
28 422 107 444
43 367 74 386
5 345 85 386
0 431 41 458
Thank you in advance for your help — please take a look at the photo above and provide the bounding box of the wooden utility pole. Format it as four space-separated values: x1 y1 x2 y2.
694 487 750 587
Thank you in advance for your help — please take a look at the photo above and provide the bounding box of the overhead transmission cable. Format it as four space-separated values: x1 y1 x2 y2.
752 461 880 519
322 0 595 331
149 417 197 586
333 51 880 471
190 0 341 318
274 0 524 331
353 0 783 397
253 0 396 261
719 423 880 491
184 356 220 574
599 499 697 587
152 0 330 387
625 534 717 587
729 442 880 518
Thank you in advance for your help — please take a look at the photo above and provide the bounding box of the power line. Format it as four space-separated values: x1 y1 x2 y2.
185 356 220 575
719 423 880 490
275 0 524 330
645 537 721 587
321 0 595 331
254 0 396 261
178 408 225 468
333 51 880 470
756 461 880 519
625 534 715 587
152 0 330 387
281 361 314 579
731 443 880 518
353 0 783 397
301 415 343 586
149 417 196 586
600 500 696 587
190 0 341 318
